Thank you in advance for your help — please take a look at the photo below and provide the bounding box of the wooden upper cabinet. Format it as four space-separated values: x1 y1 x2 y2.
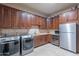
38 17 46 29
27 13 33 28
34 15 41 26
0 5 19 28
18 11 29 29
48 16 59 29
21 12 28 28
47 18 52 29
78 8 79 23
52 18 55 29
0 5 3 28
31 14 35 26
34 16 39 25
59 9 77 24
42 18 47 29
17 11 23 28
39 17 46 29
3 6 12 28
66 9 77 23
10 8 19 28
59 12 68 24
31 15 47 29
0 4 47 29
52 17 59 29
55 16 59 29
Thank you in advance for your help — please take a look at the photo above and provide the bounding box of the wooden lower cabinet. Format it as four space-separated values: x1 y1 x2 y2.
47 34 52 43
34 34 52 48
34 36 40 47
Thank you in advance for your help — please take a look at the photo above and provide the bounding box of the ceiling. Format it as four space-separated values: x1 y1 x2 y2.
3 3 78 17
23 3 77 16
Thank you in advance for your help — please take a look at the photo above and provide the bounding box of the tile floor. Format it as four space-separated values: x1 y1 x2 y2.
26 43 79 56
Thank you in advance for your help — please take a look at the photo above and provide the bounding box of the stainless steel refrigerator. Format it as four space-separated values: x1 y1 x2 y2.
59 23 79 53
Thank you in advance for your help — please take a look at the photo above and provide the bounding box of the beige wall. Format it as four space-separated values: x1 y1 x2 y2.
0 29 28 35
0 29 49 36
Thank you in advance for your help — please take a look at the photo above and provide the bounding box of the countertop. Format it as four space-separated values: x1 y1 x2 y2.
0 32 59 38
35 33 59 36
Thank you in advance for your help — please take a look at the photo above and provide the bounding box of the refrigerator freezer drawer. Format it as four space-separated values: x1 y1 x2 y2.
60 33 76 52
59 23 76 32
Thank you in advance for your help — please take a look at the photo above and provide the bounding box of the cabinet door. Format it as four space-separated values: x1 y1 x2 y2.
34 36 41 47
35 16 39 25
55 16 59 29
40 35 45 45
47 18 53 29
59 13 68 24
21 12 28 28
34 36 38 47
3 6 11 28
47 34 52 43
11 8 19 28
42 35 47 44
47 19 52 29
35 16 43 28
34 35 52 48
44 35 52 43
18 11 27 28
35 16 40 25
27 14 33 28
18 11 23 28
36 16 41 27
31 14 36 26
39 17 46 29
59 9 77 24
40 35 52 45
67 10 77 23
78 8 79 23
0 5 3 28
52 18 56 29
42 18 47 29
51 16 59 29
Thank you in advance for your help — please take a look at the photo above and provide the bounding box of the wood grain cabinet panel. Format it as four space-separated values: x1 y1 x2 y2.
39 17 46 29
3 6 12 28
27 14 33 28
17 11 29 28
59 13 68 24
66 10 77 23
78 8 79 23
0 4 47 29
47 34 52 43
18 11 24 28
49 16 59 29
10 8 19 28
31 14 36 26
0 5 20 28
47 19 52 29
34 35 51 48
34 16 40 26
34 16 47 29
21 12 28 28
0 5 3 28
36 16 42 26
59 9 77 24
52 18 56 29
44 35 50 43
34 36 40 47
55 16 59 29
